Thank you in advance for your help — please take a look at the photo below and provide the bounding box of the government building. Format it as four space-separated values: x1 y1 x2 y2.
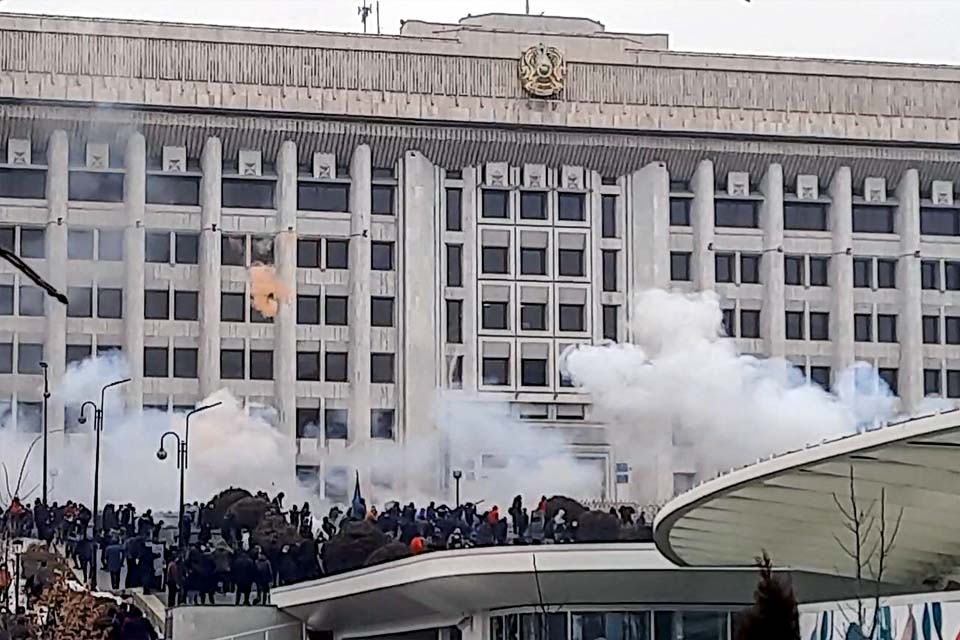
1 10 959 506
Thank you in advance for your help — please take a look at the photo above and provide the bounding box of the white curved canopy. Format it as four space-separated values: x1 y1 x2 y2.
654 410 960 586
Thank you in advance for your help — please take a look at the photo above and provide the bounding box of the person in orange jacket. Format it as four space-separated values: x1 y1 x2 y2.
409 536 426 555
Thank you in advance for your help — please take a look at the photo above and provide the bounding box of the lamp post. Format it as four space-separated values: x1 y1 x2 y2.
11 538 23 612
78 377 130 589
157 402 222 549
452 469 463 509
38 361 49 506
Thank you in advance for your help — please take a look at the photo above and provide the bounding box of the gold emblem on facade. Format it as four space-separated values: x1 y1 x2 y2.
519 43 565 98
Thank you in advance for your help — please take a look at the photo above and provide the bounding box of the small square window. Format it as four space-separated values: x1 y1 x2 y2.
785 255 804 286
221 235 246 266
946 316 960 345
371 241 394 270
877 314 897 343
371 408 395 439
173 291 198 321
325 352 348 382
20 228 45 259
740 310 760 338
371 353 395 383
251 236 274 264
878 368 898 395
923 315 940 344
175 233 199 264
740 254 760 284
810 366 831 390
520 192 547 220
371 185 395 215
297 407 321 438
0 343 11 373
557 192 585 221
296 351 321 381
809 257 829 286
325 296 348 325
145 289 170 320
520 248 546 276
97 288 123 319
297 294 321 325
854 313 872 342
786 311 804 340
173 347 198 378
19 286 44 317
482 301 509 330
482 357 510 385
371 296 394 327
220 349 245 379
876 259 897 289
853 258 873 288
670 198 691 226
66 344 92 366
922 260 940 290
558 249 584 277
715 253 735 283
482 246 509 274
482 190 509 218
325 408 348 440
68 229 94 260
924 368 942 396
326 239 349 269
221 292 246 322
558 304 584 332
810 312 829 341
297 238 322 268
671 252 691 281
145 232 171 263
521 303 546 331
520 358 548 387
17 343 43 375
249 350 274 380
144 347 168 377
98 229 124 261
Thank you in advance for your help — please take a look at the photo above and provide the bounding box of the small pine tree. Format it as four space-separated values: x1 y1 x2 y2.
735 551 801 640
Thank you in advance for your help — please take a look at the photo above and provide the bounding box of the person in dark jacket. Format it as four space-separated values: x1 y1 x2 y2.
75 536 94 583
104 540 126 590
117 606 158 640
231 552 257 606
254 551 273 605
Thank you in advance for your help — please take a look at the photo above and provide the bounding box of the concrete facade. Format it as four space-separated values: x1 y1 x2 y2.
2 11 960 504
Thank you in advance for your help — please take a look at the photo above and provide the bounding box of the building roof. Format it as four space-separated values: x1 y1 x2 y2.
654 409 960 587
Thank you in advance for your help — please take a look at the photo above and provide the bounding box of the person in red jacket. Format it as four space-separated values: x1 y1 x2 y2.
409 536 426 555
487 506 500 525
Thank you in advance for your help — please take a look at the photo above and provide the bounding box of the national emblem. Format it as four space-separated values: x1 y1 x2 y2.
519 43 565 98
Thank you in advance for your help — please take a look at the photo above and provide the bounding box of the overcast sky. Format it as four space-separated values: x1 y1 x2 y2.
1 0 956 65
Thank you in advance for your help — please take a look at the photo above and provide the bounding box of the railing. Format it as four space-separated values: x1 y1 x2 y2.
207 621 303 640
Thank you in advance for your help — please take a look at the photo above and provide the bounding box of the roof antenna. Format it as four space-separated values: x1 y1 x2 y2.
358 0 372 33
376 1 381 35
525 0 531 14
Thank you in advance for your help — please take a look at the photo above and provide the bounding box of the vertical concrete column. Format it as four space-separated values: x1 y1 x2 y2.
897 169 922 409
628 161 670 291
123 133 146 411
44 130 68 445
273 141 298 440
829 167 855 374
691 159 716 291
348 145 372 446
760 164 785 357
460 166 478 393
198 137 222 397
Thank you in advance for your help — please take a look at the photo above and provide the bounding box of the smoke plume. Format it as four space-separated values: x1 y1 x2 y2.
249 263 291 318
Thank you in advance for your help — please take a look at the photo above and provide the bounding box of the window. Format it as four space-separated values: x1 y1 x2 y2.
878 368 898 395
521 303 546 331
145 232 171 263
222 178 275 209
446 300 463 343
922 260 940 290
371 185 394 215
602 251 617 291
483 302 509 330
97 288 122 319
371 296 394 327
298 182 349 212
295 294 320 325
143 289 170 320
482 190 509 218
854 313 872 342
810 366 831 390
603 305 618 341
69 171 124 202
877 314 897 342
325 409 348 440
521 358 547 386
715 253 735 283
557 193 585 221
740 309 760 338
721 308 735 336
558 304 584 332
715 199 758 228
924 369 942 396
66 345 92 366
923 315 940 344
143 347 168 377
0 227 11 253
19 286 44 317
740 254 760 284
809 257 829 286
810 312 829 340
785 311 804 340
146 174 200 206
221 349 244 379
173 348 198 378
325 296 348 325
16 343 42 374
0 168 45 199
296 407 321 438
66 287 92 318
221 235 246 266
520 247 546 276
558 248 585 277
326 239 349 269
601 195 617 237
251 236 273 264
948 262 960 290
671 252 691 281
249 350 273 380
175 233 199 264
20 228 45 258
670 198 691 226
98 230 124 261
446 188 462 231
68 229 94 260
297 238 322 268
371 353 395 383
949 371 960 399
947 316 960 345
296 352 321 381
0 286 10 316
371 241 394 270
921 207 960 236
325 352 348 382
853 205 895 233
0 343 10 373
371 409 395 439
482 357 509 385
520 192 547 220
785 255 803 285
784 202 828 231
877 259 896 289
482 246 509 274
173 291 198 321
221 292 246 322
853 258 872 288
446 244 463 286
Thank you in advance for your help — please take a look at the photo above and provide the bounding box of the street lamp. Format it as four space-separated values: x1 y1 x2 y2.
157 402 222 549
11 538 23 612
78 377 130 589
38 361 49 506
452 469 463 509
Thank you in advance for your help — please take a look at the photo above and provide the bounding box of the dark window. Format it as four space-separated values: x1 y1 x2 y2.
602 250 617 291
446 299 463 343
671 252 691 281
949 371 960 398
17 343 42 374
96 345 121 357
173 291 198 321
854 313 872 342
146 174 200 206
602 195 617 237
521 303 546 331
810 366 831 390
297 294 321 325
249 350 273 380
371 296 394 327
558 304 584 331
221 350 244 379
251 236 273 264
325 352 348 382
143 289 170 320
947 316 960 345
785 255 804 285
602 305 618 341
740 254 760 284
740 310 761 338
144 347 168 377
922 260 940 290
482 357 509 385
520 192 547 220
715 253 735 283
923 315 940 344
520 359 547 386
296 352 321 381
482 246 509 274
446 188 462 231
173 348 198 378
19 286 44 317
326 239 349 269
97 288 122 319
371 241 394 271
68 229 94 260
175 233 199 264
371 353 395 383
877 314 897 342
17 402 42 432
371 185 394 215
482 190 509 218
221 235 246 266
785 311 804 340
0 168 45 199
250 303 272 324
0 228 12 254
784 202 828 231
0 343 11 373
558 193 585 221
947 262 960 290
921 207 960 236
715 199 758 228
721 308 735 336
852 205 895 233
558 249 585 277
325 296 348 325
98 229 124 261
297 238 322 268
66 287 92 318
810 257 829 286
371 409 395 439
325 409 348 440
520 247 546 275
924 368 942 396
670 198 691 226
222 178 275 209
297 408 321 438
877 259 896 289
66 344 92 366
145 232 171 263
853 258 872 288
810 312 830 341
0 286 10 316
69 171 124 202
221 293 246 322
483 302 509 330
446 244 463 286
297 182 349 212
878 368 898 395
20 228 45 258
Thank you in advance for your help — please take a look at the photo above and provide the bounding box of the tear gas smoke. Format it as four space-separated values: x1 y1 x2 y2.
249 263 290 318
